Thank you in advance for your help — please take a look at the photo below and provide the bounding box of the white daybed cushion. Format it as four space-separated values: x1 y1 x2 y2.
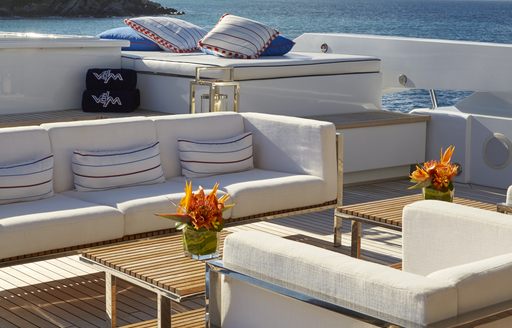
0 155 54 204
223 231 457 326
72 141 165 191
121 52 381 81
507 185 512 205
170 168 334 218
178 132 254 178
0 194 124 259
64 180 230 235
428 252 512 315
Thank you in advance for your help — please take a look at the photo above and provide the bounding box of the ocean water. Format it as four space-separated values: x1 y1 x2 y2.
2 0 512 112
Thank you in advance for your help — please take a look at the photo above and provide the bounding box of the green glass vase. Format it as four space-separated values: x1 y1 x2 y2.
422 186 454 202
182 226 220 260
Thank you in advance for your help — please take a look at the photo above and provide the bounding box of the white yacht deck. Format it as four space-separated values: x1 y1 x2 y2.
0 180 505 327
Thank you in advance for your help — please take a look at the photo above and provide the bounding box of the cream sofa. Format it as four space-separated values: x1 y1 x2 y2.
0 112 338 262
209 200 512 328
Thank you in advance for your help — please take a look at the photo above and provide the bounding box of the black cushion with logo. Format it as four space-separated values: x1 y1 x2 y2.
86 68 137 90
82 89 140 113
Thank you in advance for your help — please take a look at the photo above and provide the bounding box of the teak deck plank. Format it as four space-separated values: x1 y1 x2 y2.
0 109 165 128
120 309 205 328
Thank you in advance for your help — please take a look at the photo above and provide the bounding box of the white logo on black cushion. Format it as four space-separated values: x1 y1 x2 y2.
93 70 124 84
92 91 122 108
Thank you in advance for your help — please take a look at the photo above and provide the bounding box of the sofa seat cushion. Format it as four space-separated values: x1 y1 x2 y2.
64 181 230 235
169 169 334 218
0 194 124 260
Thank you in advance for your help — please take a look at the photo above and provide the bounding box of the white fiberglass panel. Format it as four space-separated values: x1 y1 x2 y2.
0 38 125 114
294 33 512 93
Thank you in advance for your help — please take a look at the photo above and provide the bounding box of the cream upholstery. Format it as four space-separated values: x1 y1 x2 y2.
507 185 512 205
42 117 156 192
403 200 512 275
0 194 123 259
0 112 337 259
152 112 245 178
428 253 512 314
220 206 512 328
170 169 331 218
222 231 457 327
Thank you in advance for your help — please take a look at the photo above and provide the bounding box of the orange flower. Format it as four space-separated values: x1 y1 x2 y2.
409 145 460 191
440 145 455 164
156 182 233 231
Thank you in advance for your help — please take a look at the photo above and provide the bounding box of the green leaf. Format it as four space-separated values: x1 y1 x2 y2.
154 213 191 225
408 179 432 190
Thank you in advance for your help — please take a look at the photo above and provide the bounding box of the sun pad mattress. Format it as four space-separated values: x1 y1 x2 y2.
121 51 381 81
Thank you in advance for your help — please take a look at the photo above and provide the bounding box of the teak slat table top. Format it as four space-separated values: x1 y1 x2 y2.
337 194 496 229
81 231 229 301
334 194 496 258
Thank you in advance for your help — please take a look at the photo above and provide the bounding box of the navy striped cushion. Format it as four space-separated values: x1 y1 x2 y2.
178 132 254 178
199 14 279 59
125 17 207 53
0 155 54 204
72 142 165 192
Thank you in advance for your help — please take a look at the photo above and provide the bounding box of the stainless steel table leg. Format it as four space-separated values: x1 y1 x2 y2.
105 273 117 328
333 215 343 247
158 294 171 328
351 221 362 258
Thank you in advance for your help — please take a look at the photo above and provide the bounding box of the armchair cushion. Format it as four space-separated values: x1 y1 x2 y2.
403 201 512 275
428 253 512 314
223 231 457 326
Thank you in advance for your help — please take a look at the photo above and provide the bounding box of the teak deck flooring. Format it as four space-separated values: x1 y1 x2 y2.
0 180 505 327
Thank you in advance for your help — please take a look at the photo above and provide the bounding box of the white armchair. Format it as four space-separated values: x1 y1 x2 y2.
206 200 512 328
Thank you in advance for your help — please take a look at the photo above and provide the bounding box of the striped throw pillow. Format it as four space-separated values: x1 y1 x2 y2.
125 17 207 53
0 155 54 205
178 132 254 178
72 142 165 192
199 14 279 59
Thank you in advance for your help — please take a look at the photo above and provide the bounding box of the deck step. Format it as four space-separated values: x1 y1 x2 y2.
121 308 205 328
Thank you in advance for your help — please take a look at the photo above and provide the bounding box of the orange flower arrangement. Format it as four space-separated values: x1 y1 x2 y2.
409 145 460 191
156 181 233 231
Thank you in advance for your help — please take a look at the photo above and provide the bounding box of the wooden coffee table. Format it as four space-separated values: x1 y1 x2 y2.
334 195 496 258
80 232 228 328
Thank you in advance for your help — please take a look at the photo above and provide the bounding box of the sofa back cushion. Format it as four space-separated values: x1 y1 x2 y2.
42 117 158 192
428 252 512 315
0 155 54 204
0 126 53 202
72 142 165 191
152 112 245 178
223 231 458 326
178 132 253 178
